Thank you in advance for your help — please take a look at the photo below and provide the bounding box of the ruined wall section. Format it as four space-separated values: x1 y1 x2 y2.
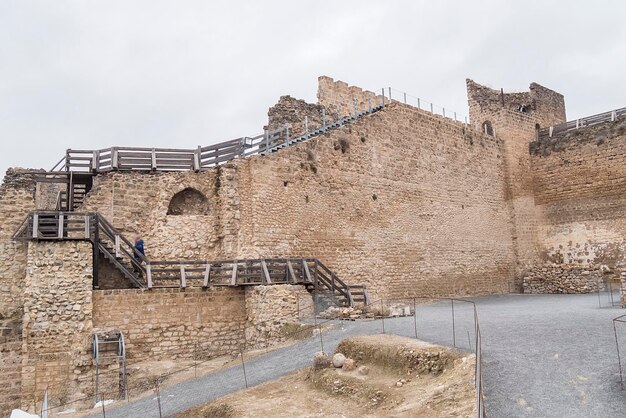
317 76 384 118
237 102 516 298
530 118 626 270
93 288 246 361
81 171 227 261
20 241 93 410
244 285 312 348
0 169 37 416
466 79 565 130
266 96 326 139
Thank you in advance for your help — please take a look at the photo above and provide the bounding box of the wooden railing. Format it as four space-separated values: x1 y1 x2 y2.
538 107 626 140
52 104 385 173
12 211 357 304
13 211 96 240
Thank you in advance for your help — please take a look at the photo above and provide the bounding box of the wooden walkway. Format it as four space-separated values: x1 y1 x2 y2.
50 104 385 173
537 107 626 140
13 211 368 306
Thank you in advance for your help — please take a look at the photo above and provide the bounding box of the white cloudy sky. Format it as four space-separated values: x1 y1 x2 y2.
1 0 625 175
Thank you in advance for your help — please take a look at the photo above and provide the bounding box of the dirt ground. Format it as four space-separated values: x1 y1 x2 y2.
175 335 477 418
49 323 328 417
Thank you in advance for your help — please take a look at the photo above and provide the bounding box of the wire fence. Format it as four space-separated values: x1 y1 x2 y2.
36 296 486 418
388 87 470 125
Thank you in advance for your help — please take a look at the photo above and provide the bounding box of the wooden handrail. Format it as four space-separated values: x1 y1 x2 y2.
12 211 360 304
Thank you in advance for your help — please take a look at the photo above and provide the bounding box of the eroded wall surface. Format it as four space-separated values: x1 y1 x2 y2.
530 118 626 271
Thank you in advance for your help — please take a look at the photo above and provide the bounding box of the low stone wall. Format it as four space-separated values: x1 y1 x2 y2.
93 287 247 361
244 285 313 349
522 265 601 294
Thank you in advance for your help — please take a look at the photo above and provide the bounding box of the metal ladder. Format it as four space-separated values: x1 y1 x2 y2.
92 330 127 402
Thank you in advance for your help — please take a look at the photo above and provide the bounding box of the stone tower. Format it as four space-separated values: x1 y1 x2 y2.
466 80 566 288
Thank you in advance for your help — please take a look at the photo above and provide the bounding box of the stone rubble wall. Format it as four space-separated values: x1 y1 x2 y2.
522 265 602 294
244 285 313 348
0 169 37 415
20 241 94 411
93 287 247 361
81 171 227 261
266 95 327 140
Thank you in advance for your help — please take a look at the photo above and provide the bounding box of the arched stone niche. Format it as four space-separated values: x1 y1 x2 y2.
167 188 209 215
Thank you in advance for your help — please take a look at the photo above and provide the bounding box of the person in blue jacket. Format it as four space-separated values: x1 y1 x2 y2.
134 236 145 261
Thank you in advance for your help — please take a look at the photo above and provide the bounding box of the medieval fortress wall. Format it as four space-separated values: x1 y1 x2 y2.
0 74 624 413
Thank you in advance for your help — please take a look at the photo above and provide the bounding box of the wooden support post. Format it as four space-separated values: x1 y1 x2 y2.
146 263 152 288
261 259 272 284
91 150 99 172
287 260 297 283
180 265 186 288
230 262 238 286
58 213 64 238
32 213 39 239
203 263 211 287
84 215 90 239
302 260 312 283
194 146 201 171
114 235 121 258
93 213 100 289
112 147 119 170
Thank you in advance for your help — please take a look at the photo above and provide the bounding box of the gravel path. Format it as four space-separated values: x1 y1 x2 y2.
91 293 626 418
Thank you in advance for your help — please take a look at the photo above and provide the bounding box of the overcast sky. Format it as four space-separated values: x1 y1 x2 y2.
1 0 625 176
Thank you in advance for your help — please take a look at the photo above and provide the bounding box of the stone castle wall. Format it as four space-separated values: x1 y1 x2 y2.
73 93 516 299
466 79 568 290
317 76 385 117
238 102 516 297
3 75 625 412
530 118 626 273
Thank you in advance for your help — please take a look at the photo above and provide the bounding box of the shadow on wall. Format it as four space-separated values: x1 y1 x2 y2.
167 188 209 215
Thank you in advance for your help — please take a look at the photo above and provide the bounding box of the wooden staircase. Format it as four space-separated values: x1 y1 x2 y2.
13 211 369 307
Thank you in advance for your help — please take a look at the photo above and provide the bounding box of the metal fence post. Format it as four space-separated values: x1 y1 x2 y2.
381 88 385 106
304 116 308 133
388 87 391 101
413 297 418 338
381 299 385 333
451 299 456 348
322 109 326 129
240 349 248 388
403 92 407 104
614 319 624 389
